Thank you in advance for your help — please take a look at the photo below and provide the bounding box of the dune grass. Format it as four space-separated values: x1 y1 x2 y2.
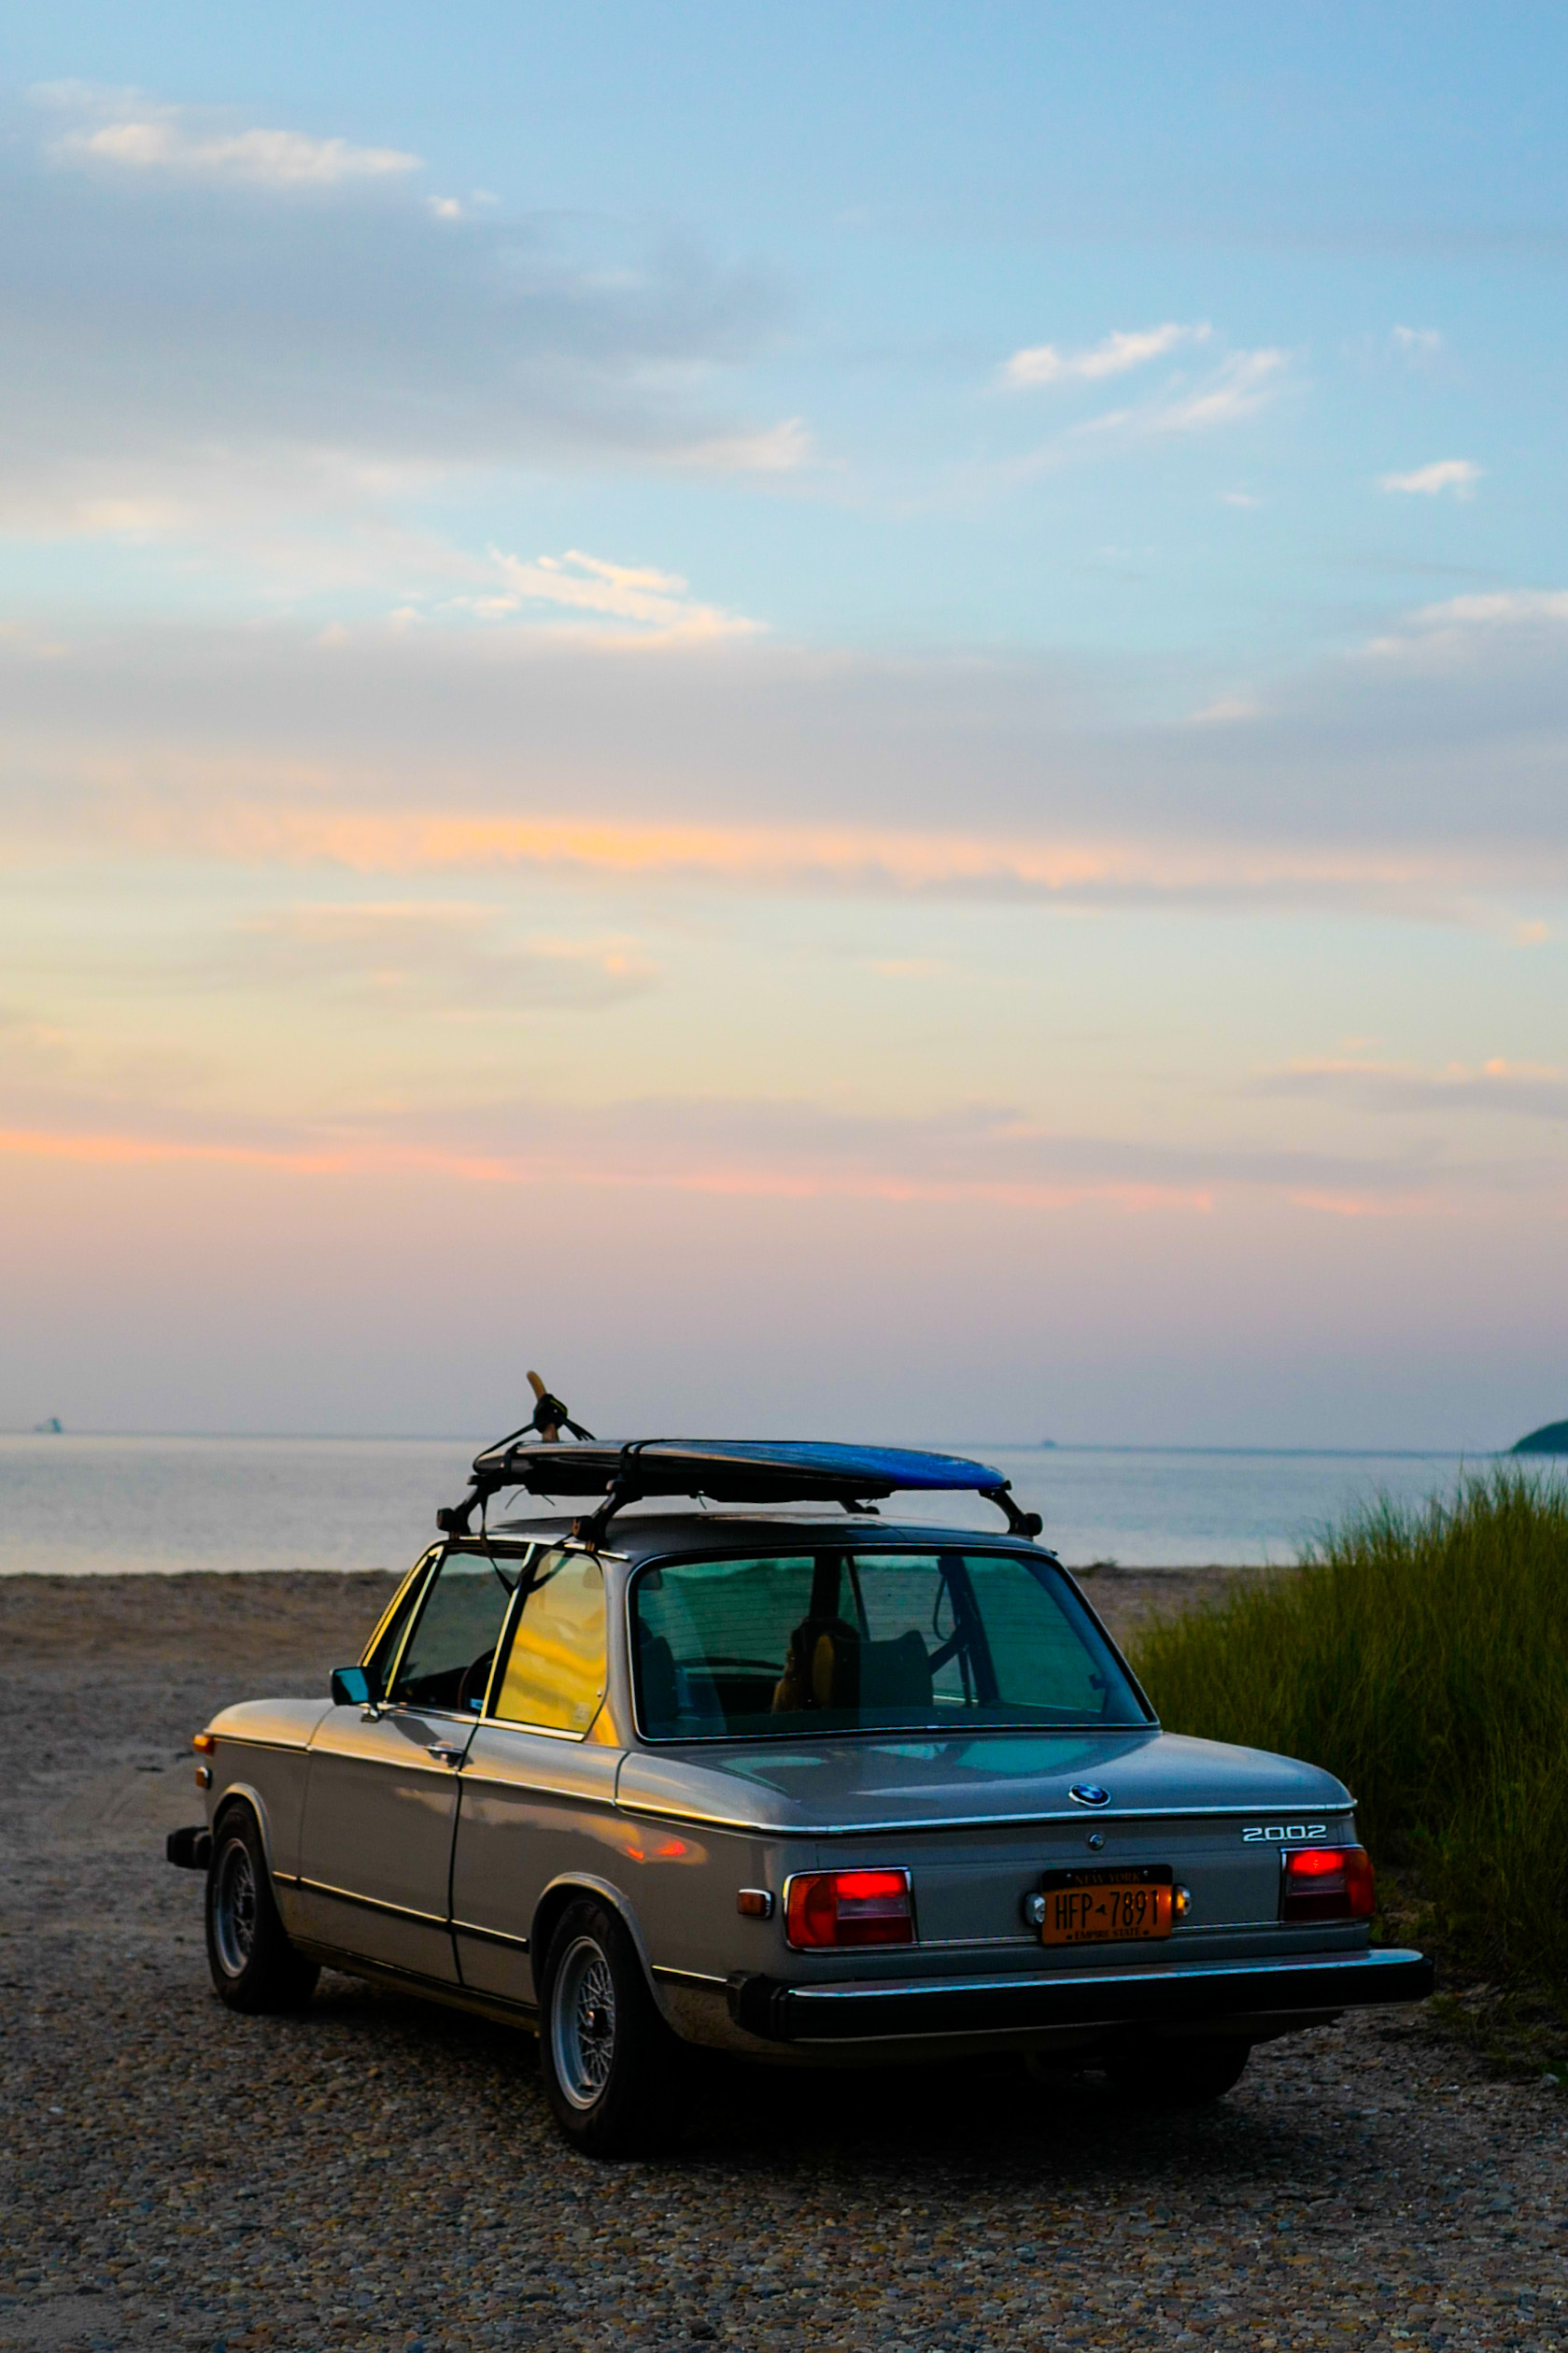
1129 1469 1568 1989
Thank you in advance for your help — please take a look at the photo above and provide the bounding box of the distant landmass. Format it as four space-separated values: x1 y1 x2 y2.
1512 1420 1568 1455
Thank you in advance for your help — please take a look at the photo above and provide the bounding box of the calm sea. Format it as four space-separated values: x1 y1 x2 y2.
0 1432 1539 1576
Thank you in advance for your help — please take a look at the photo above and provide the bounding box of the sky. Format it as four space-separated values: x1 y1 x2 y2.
2 4 1566 1446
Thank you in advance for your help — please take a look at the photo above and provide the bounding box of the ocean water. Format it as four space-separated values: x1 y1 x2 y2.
0 1431 1537 1576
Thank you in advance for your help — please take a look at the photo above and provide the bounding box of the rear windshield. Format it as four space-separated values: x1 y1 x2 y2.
630 1547 1148 1740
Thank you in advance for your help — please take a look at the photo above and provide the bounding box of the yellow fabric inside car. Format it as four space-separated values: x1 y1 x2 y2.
771 1620 935 1714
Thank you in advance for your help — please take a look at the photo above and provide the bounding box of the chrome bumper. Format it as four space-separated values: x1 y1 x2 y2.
727 1946 1433 2045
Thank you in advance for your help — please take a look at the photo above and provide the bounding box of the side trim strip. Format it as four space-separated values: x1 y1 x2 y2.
291 1938 540 2028
296 1877 449 1929
454 1775 619 1807
452 1918 530 1952
652 1964 729 1988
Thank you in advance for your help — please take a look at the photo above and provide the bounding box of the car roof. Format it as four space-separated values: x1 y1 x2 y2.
476 1509 1055 1567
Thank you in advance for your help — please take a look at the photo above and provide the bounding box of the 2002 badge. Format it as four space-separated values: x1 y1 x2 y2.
1242 1822 1329 1842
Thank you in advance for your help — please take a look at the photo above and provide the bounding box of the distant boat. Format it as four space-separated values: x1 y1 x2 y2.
1038 1438 1057 1449
34 1415 64 1435
1511 1419 1568 1455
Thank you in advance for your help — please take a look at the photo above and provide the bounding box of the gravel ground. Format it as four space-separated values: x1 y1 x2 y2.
3 1571 1565 2353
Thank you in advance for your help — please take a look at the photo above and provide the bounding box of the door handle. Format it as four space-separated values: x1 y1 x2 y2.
428 1744 467 1768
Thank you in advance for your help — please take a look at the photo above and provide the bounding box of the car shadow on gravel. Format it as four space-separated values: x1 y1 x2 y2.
304 1971 1336 2194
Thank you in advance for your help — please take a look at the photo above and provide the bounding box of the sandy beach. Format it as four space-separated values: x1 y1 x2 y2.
4 1563 1565 2349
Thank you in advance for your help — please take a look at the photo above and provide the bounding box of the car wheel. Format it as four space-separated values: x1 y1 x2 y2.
205 1808 319 2015
538 1897 683 2158
1106 2038 1251 2107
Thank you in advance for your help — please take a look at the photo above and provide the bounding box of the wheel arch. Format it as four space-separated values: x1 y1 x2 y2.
211 1783 278 1881
530 1874 667 2021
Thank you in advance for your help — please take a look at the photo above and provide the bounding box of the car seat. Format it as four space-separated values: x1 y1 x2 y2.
772 1616 860 1712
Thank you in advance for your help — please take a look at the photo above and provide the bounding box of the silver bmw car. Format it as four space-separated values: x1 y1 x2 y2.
169 1433 1431 2157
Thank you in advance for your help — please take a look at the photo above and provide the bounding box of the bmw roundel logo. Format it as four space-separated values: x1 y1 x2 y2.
1068 1782 1111 1807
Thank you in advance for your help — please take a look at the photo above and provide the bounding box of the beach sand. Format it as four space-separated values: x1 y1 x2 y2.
5 1562 1564 2351
0 1557 1268 1675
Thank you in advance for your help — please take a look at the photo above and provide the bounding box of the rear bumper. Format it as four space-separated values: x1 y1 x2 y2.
727 1945 1433 2045
166 1826 212 1871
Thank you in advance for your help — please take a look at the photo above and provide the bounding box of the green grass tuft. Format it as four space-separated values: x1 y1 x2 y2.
1129 1468 1568 1989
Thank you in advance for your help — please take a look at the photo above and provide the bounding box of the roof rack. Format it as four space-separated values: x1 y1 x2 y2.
437 1436 1045 1550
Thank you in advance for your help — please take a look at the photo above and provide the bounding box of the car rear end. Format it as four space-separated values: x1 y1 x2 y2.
613 1524 1430 2072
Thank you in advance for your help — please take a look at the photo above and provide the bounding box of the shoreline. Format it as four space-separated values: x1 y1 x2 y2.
5 1558 1287 1661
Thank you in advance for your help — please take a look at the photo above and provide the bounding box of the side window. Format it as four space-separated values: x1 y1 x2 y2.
491 1552 606 1734
363 1549 440 1699
389 1552 515 1714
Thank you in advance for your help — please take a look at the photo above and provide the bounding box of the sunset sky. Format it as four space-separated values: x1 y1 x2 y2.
3 5 1566 1445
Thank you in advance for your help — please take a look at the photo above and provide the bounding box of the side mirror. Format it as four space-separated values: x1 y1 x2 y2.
331 1666 373 1708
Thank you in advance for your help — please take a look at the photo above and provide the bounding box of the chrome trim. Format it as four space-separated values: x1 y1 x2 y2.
785 1946 1417 2007
204 1735 315 1758
479 1720 598 1744
452 1918 530 1951
615 1798 1357 1838
359 1547 441 1680
451 1772 618 1805
297 1876 449 1929
291 1938 540 2023
652 1963 729 1987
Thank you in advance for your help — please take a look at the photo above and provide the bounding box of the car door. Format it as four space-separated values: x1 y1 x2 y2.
296 1546 517 1982
450 1548 621 2006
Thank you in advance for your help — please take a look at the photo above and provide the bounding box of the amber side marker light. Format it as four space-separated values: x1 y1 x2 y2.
192 1733 218 1754
1280 1845 1375 1923
784 1869 914 1950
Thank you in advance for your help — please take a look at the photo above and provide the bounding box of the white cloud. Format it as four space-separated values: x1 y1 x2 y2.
1188 695 1259 726
1379 459 1481 499
1221 490 1262 508
676 418 814 474
1364 588 1568 663
1001 321 1209 389
472 546 764 644
206 901 656 1011
48 92 421 187
1142 348 1287 433
1391 325 1443 359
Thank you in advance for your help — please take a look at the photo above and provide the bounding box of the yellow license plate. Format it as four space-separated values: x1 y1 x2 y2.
1037 1866 1173 1947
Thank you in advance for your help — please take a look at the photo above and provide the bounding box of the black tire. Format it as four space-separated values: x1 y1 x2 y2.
205 1808 319 2015
537 1897 685 2158
1106 2037 1251 2107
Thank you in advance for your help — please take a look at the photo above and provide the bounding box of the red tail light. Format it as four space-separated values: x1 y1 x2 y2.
784 1868 915 1949
1280 1845 1375 1923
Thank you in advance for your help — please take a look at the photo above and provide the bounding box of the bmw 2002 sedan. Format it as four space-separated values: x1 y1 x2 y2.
169 1426 1432 2156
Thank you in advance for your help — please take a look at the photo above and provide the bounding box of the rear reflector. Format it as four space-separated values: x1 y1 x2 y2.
784 1868 915 1949
1280 1844 1375 1923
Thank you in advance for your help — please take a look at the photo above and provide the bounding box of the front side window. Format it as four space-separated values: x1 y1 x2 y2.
388 1551 514 1714
491 1551 606 1734
363 1547 440 1699
631 1548 1147 1740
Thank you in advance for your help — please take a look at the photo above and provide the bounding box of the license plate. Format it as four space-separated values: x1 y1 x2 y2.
1037 1864 1174 1946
